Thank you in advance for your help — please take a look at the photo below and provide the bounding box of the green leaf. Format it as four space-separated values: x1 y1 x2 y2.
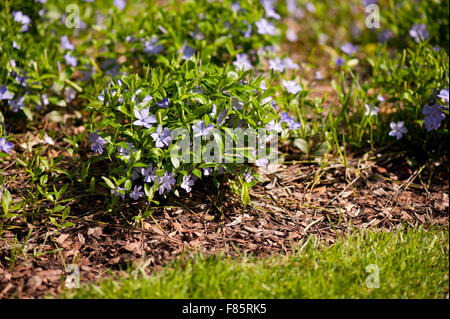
241 183 250 206
101 177 115 190
293 139 309 154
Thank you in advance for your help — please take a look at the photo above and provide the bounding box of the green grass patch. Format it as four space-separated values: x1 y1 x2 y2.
63 226 449 299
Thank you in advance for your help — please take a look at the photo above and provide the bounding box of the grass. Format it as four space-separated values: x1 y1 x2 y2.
62 226 449 299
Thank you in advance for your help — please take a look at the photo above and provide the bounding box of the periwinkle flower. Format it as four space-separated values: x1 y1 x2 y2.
266 119 283 133
144 37 163 55
43 134 55 145
233 53 253 71
255 157 269 168
217 108 229 126
340 43 358 56
378 29 394 44
280 112 301 130
261 0 281 20
151 125 171 148
65 87 77 103
114 0 126 10
389 121 408 140
111 185 126 199
133 107 157 128
156 97 169 109
282 79 302 94
0 86 13 100
335 57 345 67
437 88 449 108
364 104 380 116
203 167 213 176
181 43 196 60
61 35 75 51
242 23 252 38
255 18 275 35
64 53 78 67
130 185 144 200
231 97 244 111
230 2 241 14
158 171 175 195
286 28 298 42
409 24 429 43
193 121 214 137
12 41 20 50
89 131 107 154
180 175 195 193
117 142 135 160
13 11 31 32
269 57 285 73
282 57 299 70
0 137 14 154
423 104 446 131
142 164 158 183
9 96 25 112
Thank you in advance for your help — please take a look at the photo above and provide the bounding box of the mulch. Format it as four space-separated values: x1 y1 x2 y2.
0 151 448 298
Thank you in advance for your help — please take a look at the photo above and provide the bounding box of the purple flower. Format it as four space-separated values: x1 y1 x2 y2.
193 121 214 137
0 86 13 100
266 119 283 133
364 104 380 116
217 108 229 126
282 79 302 94
180 175 195 193
117 142 135 159
142 164 158 183
114 0 126 10
423 104 446 131
261 0 281 20
242 23 252 38
90 132 107 154
64 53 78 67
9 96 25 112
0 137 14 154
286 28 298 42
409 24 429 43
151 125 171 148
378 29 394 44
181 42 196 60
269 57 285 72
12 41 20 50
13 11 31 32
231 97 244 111
255 18 275 35
233 53 253 71
158 171 175 195
61 35 75 51
255 157 269 168
282 57 299 70
133 107 157 128
130 185 144 200
389 121 407 140
280 112 301 130
156 97 169 109
111 185 126 199
340 43 358 56
437 88 449 108
335 57 345 67
230 2 241 14
89 131 101 143
43 134 54 145
203 167 213 176
144 37 163 55
65 87 77 103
